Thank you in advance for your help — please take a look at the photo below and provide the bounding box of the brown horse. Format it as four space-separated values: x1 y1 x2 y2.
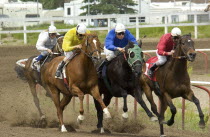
15 36 64 126
142 34 205 136
39 33 111 132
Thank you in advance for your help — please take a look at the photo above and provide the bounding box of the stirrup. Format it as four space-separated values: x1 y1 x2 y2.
148 69 154 78
55 70 63 79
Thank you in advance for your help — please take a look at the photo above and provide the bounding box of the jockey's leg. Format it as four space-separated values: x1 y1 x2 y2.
55 51 74 78
148 52 167 77
97 59 108 73
147 63 158 77
55 60 65 78
33 52 47 70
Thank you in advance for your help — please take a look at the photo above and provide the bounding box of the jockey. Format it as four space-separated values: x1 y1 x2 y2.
33 25 59 70
97 23 138 72
55 23 90 78
147 27 182 77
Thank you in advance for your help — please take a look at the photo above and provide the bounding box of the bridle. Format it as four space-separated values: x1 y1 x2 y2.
79 35 101 60
172 36 194 60
55 36 64 55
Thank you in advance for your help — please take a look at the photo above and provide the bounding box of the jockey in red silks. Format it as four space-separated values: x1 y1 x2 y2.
147 27 182 77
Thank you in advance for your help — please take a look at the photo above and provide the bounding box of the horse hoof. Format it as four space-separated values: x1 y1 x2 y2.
167 120 174 126
199 122 205 129
77 115 85 124
103 108 111 119
150 116 158 122
61 125 67 132
122 112 128 119
92 128 111 134
37 118 47 128
160 134 167 137
65 125 76 132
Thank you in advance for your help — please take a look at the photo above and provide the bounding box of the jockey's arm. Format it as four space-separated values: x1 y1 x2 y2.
36 35 48 51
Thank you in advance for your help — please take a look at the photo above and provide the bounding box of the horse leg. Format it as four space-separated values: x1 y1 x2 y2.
90 85 111 119
47 85 67 132
159 97 168 137
163 93 177 126
92 94 112 134
71 85 85 124
142 82 159 121
132 88 156 121
28 82 46 121
185 92 205 128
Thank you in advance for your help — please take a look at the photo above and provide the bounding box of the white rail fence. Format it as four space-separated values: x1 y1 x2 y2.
0 11 210 44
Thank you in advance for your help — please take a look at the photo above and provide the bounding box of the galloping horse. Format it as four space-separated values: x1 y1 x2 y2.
15 36 64 126
39 33 111 132
93 41 157 133
143 34 205 136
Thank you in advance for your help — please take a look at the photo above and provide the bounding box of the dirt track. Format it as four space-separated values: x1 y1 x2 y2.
0 39 210 137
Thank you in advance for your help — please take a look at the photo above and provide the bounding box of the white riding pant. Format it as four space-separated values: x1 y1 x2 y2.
156 50 167 66
64 51 74 61
104 47 118 61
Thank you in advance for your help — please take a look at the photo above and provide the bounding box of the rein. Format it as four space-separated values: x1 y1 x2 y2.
79 37 100 60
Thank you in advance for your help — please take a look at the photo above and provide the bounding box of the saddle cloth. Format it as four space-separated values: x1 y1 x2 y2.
144 56 158 81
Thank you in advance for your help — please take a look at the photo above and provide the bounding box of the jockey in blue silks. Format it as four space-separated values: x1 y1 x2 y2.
97 23 138 72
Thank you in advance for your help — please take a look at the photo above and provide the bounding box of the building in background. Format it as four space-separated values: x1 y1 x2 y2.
63 0 208 27
0 0 42 27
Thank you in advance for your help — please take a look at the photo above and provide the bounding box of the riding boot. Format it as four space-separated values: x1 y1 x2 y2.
153 81 161 96
97 59 108 73
55 61 65 78
147 63 158 77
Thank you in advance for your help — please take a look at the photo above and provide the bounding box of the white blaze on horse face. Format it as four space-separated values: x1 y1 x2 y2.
93 39 100 57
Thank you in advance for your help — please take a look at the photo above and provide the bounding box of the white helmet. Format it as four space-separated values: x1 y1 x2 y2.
171 27 181 36
115 23 125 33
48 25 57 33
76 23 87 34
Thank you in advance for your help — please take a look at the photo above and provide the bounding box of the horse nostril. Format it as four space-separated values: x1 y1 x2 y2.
189 53 196 58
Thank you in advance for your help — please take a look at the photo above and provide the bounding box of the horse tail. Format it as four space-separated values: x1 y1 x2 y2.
14 59 28 81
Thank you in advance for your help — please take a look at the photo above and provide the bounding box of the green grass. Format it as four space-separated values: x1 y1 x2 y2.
5 24 210 46
153 98 209 131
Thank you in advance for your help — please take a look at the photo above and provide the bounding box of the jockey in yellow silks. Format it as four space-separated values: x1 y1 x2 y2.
55 23 90 78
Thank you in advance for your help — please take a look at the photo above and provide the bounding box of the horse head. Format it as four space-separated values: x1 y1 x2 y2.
124 41 144 77
52 35 64 56
174 34 196 62
82 33 101 63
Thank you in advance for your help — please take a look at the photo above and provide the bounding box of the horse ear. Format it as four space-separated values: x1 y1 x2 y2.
137 39 142 48
128 41 134 48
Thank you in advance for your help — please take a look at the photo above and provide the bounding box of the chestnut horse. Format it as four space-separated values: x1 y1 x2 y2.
39 33 111 132
15 36 64 127
142 34 205 136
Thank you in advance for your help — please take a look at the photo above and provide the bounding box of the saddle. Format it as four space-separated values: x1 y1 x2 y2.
144 56 158 81
31 56 48 72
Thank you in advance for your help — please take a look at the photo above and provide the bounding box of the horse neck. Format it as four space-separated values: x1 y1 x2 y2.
169 47 188 74
78 46 93 68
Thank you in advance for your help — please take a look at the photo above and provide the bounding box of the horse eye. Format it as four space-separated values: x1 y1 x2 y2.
130 52 135 58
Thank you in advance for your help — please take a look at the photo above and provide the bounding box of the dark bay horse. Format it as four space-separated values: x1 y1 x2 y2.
15 36 64 126
39 33 111 132
93 41 158 133
143 34 205 136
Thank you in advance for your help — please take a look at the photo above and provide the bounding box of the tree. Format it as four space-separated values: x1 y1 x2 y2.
80 0 137 15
